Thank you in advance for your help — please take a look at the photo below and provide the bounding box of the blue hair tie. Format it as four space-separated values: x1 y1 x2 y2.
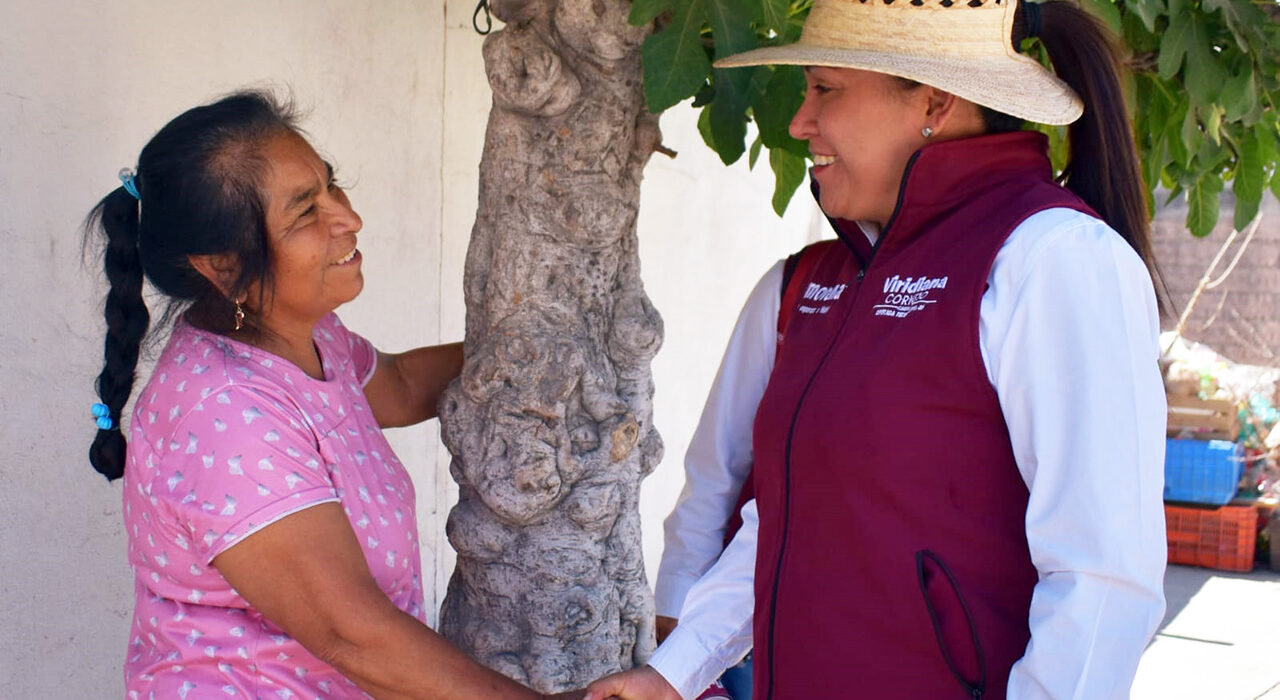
92 402 115 431
118 167 141 200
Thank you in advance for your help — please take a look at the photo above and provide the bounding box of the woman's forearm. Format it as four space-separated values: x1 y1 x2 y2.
393 342 463 422
319 600 539 700
216 503 546 700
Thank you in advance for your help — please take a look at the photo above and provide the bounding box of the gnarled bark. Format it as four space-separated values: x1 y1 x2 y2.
438 0 662 692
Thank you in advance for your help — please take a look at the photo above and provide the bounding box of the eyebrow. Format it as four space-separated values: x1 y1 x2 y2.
283 161 335 214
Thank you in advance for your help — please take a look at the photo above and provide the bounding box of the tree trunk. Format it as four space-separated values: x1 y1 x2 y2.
437 0 663 692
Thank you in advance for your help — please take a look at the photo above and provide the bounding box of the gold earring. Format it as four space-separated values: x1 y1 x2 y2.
233 299 245 331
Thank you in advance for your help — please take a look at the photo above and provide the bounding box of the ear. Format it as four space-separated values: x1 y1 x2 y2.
924 87 960 126
924 88 986 140
188 253 242 299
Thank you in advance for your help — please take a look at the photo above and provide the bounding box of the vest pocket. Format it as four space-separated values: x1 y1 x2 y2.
916 549 985 699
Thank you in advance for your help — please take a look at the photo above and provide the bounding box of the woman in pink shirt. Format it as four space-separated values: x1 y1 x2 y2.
87 91 569 700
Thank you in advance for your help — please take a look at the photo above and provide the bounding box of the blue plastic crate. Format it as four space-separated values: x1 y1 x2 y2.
1164 438 1244 505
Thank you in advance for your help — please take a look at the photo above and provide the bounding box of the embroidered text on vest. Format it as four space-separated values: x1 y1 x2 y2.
874 274 950 318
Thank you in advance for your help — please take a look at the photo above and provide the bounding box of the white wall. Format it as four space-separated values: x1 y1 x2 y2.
0 1 818 695
636 128 827 576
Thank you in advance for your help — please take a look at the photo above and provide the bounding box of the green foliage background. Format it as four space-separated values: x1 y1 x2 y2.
629 0 1280 236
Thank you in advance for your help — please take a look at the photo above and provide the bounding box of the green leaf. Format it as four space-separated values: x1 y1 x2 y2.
753 65 808 157
1257 122 1279 164
761 0 790 35
701 0 761 163
1136 75 1170 141
749 134 764 170
1158 12 1192 81
1184 15 1228 106
696 104 715 151
1128 0 1165 33
1196 131 1229 170
640 1 711 113
1232 124 1267 230
629 0 673 26
1047 126 1069 174
1271 167 1280 203
769 147 807 216
1186 173 1224 238
1203 0 1269 52
691 82 716 108
1178 100 1201 168
705 0 761 61
1080 0 1123 36
1143 135 1166 196
1220 67 1257 122
1204 104 1223 145
708 79 749 164
780 7 807 42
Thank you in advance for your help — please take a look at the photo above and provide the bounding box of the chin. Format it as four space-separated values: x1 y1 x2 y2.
818 196 853 222
347 275 365 300
332 281 364 309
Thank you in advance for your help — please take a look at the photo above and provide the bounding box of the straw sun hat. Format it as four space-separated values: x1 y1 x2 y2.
714 0 1083 125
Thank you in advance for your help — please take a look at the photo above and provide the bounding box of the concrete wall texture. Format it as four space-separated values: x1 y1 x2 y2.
0 1 819 696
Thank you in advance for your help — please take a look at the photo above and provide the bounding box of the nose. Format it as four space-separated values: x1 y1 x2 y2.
789 90 818 142
330 190 363 236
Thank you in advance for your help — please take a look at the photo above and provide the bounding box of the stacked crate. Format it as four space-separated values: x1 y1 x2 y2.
1164 396 1257 572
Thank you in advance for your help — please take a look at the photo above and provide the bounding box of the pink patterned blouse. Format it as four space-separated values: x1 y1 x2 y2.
121 313 422 700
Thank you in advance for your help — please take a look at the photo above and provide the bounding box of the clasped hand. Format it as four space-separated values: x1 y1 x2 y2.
579 665 681 700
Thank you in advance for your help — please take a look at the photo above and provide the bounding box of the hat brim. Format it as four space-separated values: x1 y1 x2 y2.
715 44 1083 126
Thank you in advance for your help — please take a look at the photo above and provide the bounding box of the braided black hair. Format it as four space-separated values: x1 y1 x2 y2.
86 188 150 480
85 91 300 480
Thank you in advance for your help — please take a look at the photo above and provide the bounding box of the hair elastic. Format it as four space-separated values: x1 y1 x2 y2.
91 402 115 431
118 168 141 200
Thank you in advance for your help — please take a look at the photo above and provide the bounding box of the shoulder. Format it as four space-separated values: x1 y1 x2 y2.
314 313 375 376
314 312 362 350
740 257 787 319
136 324 310 439
997 208 1150 293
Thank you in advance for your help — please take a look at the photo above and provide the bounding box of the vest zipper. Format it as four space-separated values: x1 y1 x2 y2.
766 150 923 699
766 245 872 700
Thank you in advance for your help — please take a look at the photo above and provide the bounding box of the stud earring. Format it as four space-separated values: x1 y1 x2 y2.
233 299 245 331
921 126 934 138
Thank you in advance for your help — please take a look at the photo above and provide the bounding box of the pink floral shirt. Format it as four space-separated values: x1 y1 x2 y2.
122 313 423 700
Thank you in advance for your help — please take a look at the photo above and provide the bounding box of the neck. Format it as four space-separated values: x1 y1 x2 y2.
238 315 324 380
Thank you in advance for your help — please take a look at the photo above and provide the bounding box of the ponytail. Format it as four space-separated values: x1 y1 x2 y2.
86 186 151 480
1015 0 1166 305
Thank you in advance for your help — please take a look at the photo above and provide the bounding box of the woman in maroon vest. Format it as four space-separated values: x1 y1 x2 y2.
589 1 1167 699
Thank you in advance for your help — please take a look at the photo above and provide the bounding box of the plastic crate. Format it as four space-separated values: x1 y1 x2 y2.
1165 504 1257 572
1163 438 1243 505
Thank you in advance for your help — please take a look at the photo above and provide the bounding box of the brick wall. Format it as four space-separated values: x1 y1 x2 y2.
1152 191 1280 366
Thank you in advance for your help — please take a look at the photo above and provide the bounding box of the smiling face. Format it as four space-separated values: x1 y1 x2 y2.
789 67 935 227
254 131 364 332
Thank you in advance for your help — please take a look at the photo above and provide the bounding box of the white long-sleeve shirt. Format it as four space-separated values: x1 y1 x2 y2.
650 208 1168 700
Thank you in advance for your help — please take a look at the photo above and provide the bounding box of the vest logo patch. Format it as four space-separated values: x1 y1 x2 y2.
797 281 848 316
874 274 948 318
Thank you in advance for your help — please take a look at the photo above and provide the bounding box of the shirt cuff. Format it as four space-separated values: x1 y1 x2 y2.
648 619 752 700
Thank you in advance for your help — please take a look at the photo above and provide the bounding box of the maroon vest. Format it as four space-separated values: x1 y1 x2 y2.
751 132 1095 699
